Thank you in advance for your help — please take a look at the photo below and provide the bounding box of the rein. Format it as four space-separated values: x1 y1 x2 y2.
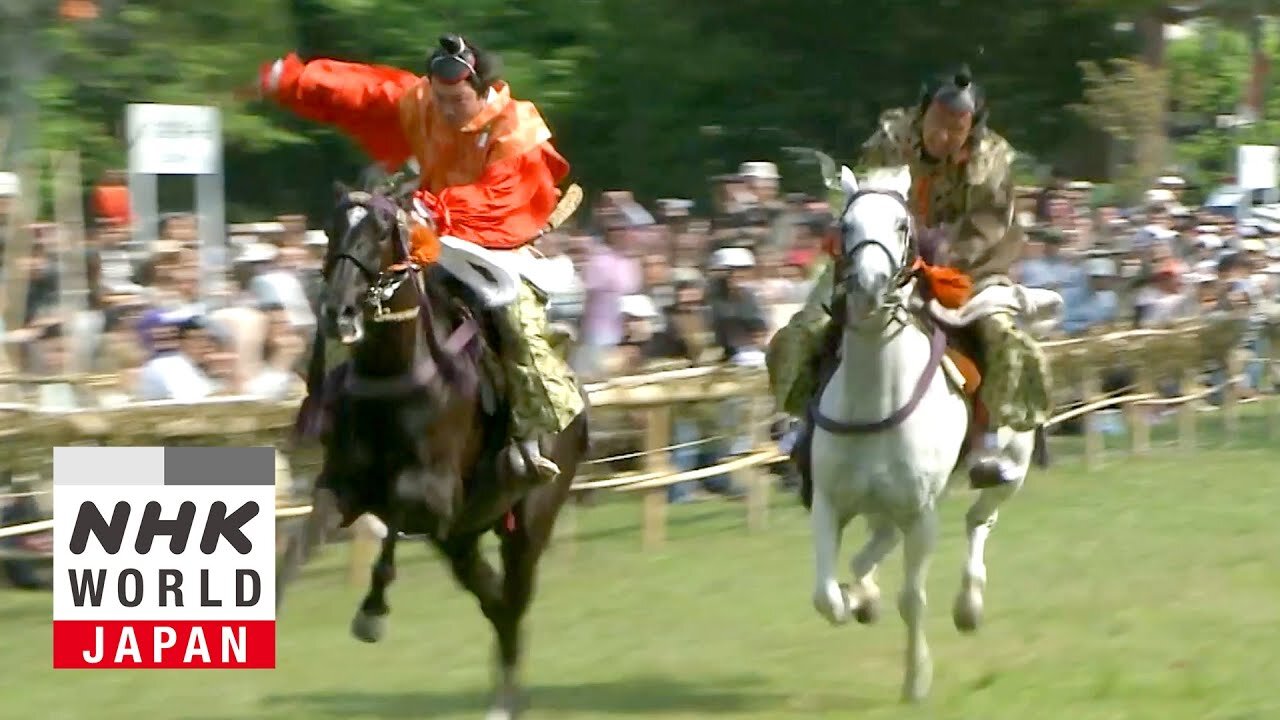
808 324 947 435
809 185 943 436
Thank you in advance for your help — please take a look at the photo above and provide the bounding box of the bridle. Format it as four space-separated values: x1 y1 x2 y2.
835 187 920 328
327 191 422 324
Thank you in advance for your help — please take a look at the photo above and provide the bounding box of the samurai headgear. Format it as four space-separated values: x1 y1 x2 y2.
429 34 482 89
919 65 988 130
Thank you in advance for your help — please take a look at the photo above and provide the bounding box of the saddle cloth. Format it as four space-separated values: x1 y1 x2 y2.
487 245 580 299
926 282 1063 411
918 283 1065 334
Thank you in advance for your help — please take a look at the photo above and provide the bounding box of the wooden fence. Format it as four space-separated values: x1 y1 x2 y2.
2 311 1276 577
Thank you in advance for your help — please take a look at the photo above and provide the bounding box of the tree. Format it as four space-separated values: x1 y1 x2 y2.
1074 58 1169 201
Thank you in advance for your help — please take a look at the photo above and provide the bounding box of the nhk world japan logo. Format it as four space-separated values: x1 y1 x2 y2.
52 447 276 669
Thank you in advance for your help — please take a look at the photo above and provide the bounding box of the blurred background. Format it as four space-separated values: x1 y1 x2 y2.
2 3 1280 719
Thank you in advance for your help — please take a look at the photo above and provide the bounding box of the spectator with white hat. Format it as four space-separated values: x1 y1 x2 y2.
243 240 316 332
706 245 766 362
738 161 781 203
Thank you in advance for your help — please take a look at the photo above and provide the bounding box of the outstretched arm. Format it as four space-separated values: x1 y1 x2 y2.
260 53 419 170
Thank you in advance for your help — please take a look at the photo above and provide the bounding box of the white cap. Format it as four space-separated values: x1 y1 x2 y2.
619 294 658 318
1065 180 1094 190
738 161 780 180
236 242 279 264
1156 175 1186 187
1241 238 1267 253
0 171 19 197
304 229 329 246
1085 258 1117 277
708 247 756 270
1196 234 1223 249
231 221 286 234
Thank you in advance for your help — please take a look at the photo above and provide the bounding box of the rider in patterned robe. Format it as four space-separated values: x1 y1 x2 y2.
258 34 584 484
767 68 1051 488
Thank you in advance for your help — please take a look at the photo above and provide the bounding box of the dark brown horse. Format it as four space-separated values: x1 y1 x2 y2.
277 185 589 720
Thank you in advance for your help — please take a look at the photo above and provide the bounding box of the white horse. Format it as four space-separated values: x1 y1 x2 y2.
808 165 1056 703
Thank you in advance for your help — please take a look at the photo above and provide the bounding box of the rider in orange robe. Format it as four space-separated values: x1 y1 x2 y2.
258 36 567 263
258 35 584 484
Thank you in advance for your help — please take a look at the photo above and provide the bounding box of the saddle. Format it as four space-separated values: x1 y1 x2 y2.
793 281 1063 510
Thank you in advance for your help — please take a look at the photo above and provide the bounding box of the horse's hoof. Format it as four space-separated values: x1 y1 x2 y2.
953 590 984 633
484 697 522 720
350 611 387 643
854 596 881 625
812 583 853 626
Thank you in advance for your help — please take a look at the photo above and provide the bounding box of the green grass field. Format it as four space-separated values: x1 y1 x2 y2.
4 412 1280 719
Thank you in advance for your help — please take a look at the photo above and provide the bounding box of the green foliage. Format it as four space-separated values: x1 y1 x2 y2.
1073 57 1168 202
14 0 1146 220
1166 19 1280 196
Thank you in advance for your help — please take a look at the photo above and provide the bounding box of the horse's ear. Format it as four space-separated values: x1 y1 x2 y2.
333 180 349 199
839 165 859 197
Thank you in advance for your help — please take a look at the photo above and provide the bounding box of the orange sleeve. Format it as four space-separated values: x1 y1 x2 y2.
261 53 419 171
411 142 570 262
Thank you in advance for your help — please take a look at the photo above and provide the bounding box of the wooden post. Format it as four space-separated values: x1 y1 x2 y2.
2 156 38 333
53 152 90 373
641 404 672 550
1270 337 1279 441
1082 363 1102 470
1178 366 1197 451
346 513 384 587
1129 364 1152 455
1221 349 1241 444
744 390 771 532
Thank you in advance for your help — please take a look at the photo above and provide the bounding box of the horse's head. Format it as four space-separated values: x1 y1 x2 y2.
320 183 520 346
835 165 917 325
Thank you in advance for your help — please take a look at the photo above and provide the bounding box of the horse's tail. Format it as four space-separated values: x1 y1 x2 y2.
1032 425 1050 468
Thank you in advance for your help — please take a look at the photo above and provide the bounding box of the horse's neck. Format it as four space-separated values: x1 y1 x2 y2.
352 286 425 377
822 311 934 422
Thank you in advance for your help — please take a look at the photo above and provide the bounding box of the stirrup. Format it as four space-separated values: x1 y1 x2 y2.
967 432 1017 489
508 438 560 483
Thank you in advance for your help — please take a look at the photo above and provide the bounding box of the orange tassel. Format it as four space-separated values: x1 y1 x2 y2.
408 220 442 266
913 259 972 309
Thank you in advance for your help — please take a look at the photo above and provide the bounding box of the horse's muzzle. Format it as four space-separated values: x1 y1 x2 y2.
333 306 364 345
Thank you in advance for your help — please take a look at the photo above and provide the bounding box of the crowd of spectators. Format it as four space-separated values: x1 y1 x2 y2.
0 164 1276 507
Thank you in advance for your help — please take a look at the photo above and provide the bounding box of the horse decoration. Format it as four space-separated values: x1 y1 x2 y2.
276 182 589 720
807 165 1061 703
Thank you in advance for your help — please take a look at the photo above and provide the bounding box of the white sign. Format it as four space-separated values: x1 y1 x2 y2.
127 104 221 175
1237 144 1278 190
52 446 276 669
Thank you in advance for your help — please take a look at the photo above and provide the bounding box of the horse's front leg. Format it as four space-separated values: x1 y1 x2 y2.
436 535 515 718
809 483 853 626
351 520 397 643
485 506 559 720
954 429 1030 633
